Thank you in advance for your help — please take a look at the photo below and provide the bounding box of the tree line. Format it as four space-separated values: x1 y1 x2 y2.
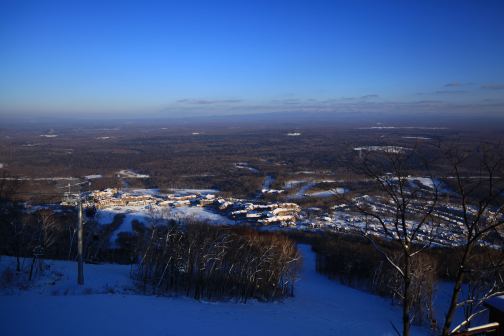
130 221 301 302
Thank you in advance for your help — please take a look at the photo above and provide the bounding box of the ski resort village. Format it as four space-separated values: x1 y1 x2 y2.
87 187 301 227
61 180 498 250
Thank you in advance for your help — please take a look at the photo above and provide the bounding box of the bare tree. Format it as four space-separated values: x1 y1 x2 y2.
0 173 25 272
28 209 58 280
132 221 301 302
147 206 168 228
10 215 29 272
440 144 504 335
347 148 439 336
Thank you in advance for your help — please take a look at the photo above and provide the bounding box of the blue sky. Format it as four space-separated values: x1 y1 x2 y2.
1 0 503 118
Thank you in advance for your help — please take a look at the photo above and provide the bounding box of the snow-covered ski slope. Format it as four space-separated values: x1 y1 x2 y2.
0 245 428 336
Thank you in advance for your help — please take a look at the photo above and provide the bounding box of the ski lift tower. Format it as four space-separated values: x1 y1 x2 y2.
61 179 91 285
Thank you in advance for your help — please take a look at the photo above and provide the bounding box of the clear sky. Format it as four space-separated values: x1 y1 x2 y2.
1 0 503 118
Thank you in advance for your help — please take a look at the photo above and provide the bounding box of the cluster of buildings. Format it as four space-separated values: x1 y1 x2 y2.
88 188 214 209
228 202 301 226
85 188 302 227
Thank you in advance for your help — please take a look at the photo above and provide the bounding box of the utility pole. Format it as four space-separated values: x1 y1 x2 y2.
77 194 84 285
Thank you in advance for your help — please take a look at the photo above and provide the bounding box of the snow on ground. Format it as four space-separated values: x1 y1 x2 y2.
286 180 344 199
306 188 347 197
98 209 149 244
408 177 436 189
93 188 225 244
262 189 285 194
84 174 103 179
358 126 448 130
402 136 432 140
353 146 410 154
0 245 429 336
262 175 274 190
0 256 134 296
432 281 486 331
171 206 234 224
95 209 121 225
167 188 218 195
295 170 316 174
287 132 301 136
261 176 285 194
407 177 451 193
97 205 233 244
116 170 150 178
0 177 77 181
124 188 161 196
293 181 318 199
234 162 259 173
40 134 58 138
284 180 306 189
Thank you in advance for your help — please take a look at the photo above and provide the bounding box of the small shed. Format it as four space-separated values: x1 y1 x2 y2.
485 295 504 336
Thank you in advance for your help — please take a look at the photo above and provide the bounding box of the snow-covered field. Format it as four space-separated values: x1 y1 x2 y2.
0 245 430 336
234 162 259 173
358 126 448 130
116 170 150 178
402 136 432 140
0 176 77 181
406 177 452 193
353 146 410 154
285 179 348 199
168 188 219 194
306 188 347 197
97 204 234 245
84 174 103 179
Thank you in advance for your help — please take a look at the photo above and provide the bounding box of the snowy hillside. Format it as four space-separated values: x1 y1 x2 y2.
0 245 429 336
